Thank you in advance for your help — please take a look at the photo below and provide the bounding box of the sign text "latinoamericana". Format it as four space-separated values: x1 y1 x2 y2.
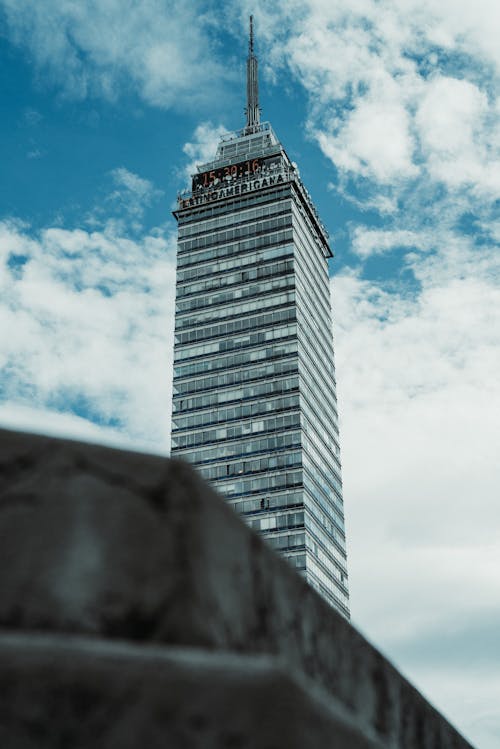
178 173 285 210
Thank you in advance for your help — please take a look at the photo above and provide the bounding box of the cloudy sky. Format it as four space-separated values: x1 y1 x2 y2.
1 1 499 744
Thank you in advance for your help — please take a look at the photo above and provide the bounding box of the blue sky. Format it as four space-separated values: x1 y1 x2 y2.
1 2 500 745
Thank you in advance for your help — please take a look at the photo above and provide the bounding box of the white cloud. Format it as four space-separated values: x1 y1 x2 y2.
0 215 176 454
0 0 228 108
111 167 157 201
417 77 487 156
0 403 142 452
181 122 229 187
332 236 500 746
350 226 430 258
404 664 500 749
22 107 43 127
315 87 419 184
416 76 500 195
328 182 399 216
26 148 43 160
349 99 416 182
244 0 500 206
107 167 163 219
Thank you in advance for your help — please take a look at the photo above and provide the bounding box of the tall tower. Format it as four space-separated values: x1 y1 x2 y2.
171 18 349 616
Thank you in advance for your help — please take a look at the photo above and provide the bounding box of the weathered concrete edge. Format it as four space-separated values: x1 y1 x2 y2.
0 428 474 749
0 632 384 749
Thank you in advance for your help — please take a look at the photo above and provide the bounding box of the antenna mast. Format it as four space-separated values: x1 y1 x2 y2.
245 15 261 133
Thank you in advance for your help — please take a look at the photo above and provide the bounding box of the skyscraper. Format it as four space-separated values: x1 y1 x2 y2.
171 18 349 617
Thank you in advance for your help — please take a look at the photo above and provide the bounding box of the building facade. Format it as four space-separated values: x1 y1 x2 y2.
171 19 349 616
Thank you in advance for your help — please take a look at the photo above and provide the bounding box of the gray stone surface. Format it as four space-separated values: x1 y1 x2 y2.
0 428 474 748
0 633 380 749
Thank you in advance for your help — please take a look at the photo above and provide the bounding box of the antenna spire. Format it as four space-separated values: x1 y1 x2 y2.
245 14 261 133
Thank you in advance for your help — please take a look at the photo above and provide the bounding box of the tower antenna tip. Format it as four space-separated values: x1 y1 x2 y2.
245 13 260 131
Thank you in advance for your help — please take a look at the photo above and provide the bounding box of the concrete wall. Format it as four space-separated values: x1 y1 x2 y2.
0 428 473 748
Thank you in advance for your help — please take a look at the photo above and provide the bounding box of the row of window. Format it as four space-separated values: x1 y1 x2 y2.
306 535 348 589
292 199 330 265
173 356 299 395
214 468 303 498
173 377 299 414
298 344 338 422
303 430 343 493
265 533 305 552
303 478 344 538
177 229 293 268
303 450 343 506
297 320 335 398
294 260 331 335
217 131 277 157
177 186 290 228
284 553 306 571
175 292 296 332
174 431 302 465
176 243 294 284
232 490 303 515
305 512 347 570
295 281 334 361
291 191 330 257
174 324 297 363
176 259 294 300
307 556 349 610
299 338 338 413
300 386 340 456
292 207 330 297
306 501 346 552
176 274 295 314
303 423 341 479
305 506 347 575
301 395 340 454
303 473 345 536
171 411 302 450
292 251 335 368
300 364 339 425
296 297 332 367
248 511 304 533
199 450 302 482
293 255 330 326
173 384 339 479
177 199 290 240
302 468 345 533
178 214 292 254
174 341 298 380
295 280 337 371
297 321 335 385
303 404 341 462
295 304 337 406
178 219 329 324
172 394 300 432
